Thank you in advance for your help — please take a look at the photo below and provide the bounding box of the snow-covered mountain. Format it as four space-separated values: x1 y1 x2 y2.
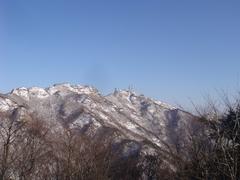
0 83 199 161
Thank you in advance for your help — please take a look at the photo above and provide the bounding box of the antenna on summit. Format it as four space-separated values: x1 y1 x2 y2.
128 85 134 92
113 88 119 96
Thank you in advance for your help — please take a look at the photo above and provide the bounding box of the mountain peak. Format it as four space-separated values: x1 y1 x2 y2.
1 83 193 150
0 83 198 174
10 83 100 100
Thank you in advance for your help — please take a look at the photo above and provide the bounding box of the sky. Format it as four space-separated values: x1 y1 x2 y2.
1 0 240 108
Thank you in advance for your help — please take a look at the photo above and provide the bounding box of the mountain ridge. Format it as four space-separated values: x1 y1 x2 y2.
0 83 199 160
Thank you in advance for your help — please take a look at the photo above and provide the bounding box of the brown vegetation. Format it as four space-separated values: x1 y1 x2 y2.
0 97 240 180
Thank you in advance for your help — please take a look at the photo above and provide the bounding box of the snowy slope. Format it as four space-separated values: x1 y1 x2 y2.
0 84 198 157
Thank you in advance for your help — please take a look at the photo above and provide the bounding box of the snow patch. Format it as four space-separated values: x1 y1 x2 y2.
47 83 97 95
154 100 176 110
12 87 29 100
152 137 162 147
125 121 137 130
70 116 92 129
99 112 109 120
29 87 49 99
93 119 102 128
0 98 17 111
118 90 132 103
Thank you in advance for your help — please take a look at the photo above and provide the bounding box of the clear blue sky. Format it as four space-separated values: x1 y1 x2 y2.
1 0 240 108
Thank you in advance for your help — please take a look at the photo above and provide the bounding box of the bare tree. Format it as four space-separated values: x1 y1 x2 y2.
173 97 240 180
0 109 26 180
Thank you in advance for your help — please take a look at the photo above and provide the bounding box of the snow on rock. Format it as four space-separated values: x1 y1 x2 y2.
69 115 92 129
152 137 162 148
125 121 137 131
29 87 49 99
12 87 49 99
0 97 17 112
75 85 98 95
47 83 74 95
12 87 29 100
47 83 98 95
114 90 137 103
3 83 195 151
99 112 109 120
154 100 177 110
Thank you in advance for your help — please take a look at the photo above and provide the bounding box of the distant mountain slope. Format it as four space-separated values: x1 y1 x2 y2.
0 83 200 163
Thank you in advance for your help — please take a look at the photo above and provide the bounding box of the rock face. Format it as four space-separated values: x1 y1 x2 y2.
0 83 198 159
